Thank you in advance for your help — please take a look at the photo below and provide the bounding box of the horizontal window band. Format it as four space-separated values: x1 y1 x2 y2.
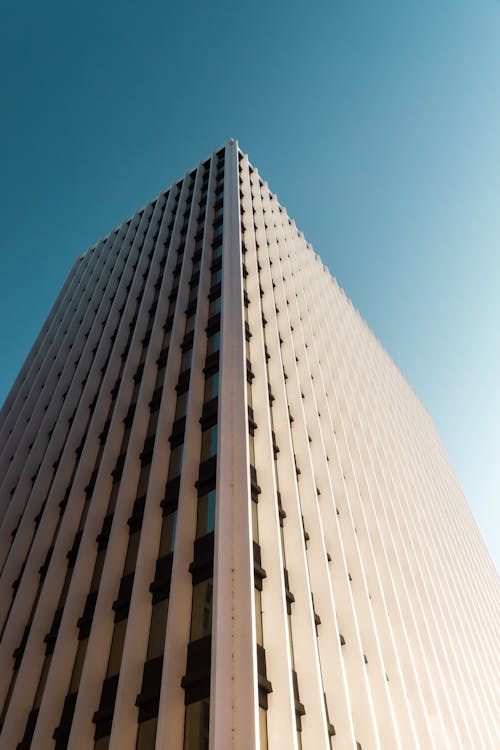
77 591 98 638
17 708 39 749
67 530 82 565
195 456 217 496
257 645 273 709
205 312 221 336
92 675 119 737
127 497 145 532
53 693 77 742
169 416 186 447
181 331 195 350
253 542 267 591
208 282 221 301
176 369 191 392
44 607 63 655
149 553 174 603
156 347 169 368
200 397 218 428
184 299 197 317
250 465 261 498
203 352 219 376
161 476 181 511
112 572 134 621
189 532 214 585
136 655 163 722
181 635 212 705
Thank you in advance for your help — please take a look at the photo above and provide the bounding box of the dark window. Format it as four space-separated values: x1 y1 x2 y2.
183 699 210 749
190 579 213 641
200 425 217 462
196 490 216 538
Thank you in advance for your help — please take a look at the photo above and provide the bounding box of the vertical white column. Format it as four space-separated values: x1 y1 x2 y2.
210 139 258 750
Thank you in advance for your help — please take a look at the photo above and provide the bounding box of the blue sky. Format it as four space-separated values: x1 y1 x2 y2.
1 0 498 567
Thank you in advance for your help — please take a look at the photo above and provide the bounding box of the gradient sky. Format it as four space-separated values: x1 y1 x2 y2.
1 0 498 568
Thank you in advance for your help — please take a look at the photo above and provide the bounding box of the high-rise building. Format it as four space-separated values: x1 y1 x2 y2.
0 139 497 750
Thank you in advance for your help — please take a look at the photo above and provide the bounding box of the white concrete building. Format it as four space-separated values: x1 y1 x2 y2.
0 140 498 750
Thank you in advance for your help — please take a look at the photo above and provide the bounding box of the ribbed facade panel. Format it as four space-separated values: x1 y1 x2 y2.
0 139 497 750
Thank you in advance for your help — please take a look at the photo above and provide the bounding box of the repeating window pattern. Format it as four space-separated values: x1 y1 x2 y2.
0 141 497 750
0 150 225 749
182 174 223 749
236 146 497 750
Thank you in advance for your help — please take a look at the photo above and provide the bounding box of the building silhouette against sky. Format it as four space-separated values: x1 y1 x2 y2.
0 140 497 750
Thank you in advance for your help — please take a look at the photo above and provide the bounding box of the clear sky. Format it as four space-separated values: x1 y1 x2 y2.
1 0 498 568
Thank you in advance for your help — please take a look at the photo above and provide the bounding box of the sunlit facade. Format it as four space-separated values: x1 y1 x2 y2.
0 140 498 750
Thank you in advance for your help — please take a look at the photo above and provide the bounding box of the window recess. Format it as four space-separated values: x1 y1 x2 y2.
284 568 295 614
257 644 273 709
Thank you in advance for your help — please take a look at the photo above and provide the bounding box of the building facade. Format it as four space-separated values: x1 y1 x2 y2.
0 140 497 750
